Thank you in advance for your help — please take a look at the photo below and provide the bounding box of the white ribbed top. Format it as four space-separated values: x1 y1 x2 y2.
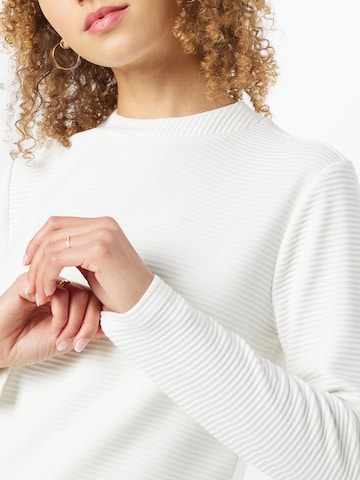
0 101 359 480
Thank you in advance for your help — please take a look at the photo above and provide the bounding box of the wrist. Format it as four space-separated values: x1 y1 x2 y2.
115 270 154 314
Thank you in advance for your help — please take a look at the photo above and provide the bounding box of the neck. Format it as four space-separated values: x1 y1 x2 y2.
113 49 234 119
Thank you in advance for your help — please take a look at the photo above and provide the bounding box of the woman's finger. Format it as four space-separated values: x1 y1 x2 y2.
73 293 102 353
28 236 88 305
55 284 90 352
24 215 152 313
50 285 70 339
27 223 118 305
23 216 96 266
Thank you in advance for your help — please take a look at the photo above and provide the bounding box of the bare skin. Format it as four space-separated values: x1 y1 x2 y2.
24 216 154 313
0 273 103 368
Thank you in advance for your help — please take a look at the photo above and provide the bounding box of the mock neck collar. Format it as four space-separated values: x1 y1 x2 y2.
104 101 265 137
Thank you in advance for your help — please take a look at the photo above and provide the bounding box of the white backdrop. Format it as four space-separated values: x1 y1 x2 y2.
269 0 359 167
0 2 359 479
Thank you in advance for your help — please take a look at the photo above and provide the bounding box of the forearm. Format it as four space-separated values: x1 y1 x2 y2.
101 276 360 480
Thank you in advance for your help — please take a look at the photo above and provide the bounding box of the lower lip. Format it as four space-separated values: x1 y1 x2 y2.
87 8 127 34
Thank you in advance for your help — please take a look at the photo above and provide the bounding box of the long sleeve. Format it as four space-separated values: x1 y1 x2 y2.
101 159 360 479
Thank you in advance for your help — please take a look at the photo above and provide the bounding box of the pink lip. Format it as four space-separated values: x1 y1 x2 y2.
84 5 128 33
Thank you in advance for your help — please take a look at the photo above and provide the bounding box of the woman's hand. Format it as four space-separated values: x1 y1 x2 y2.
50 278 104 353
23 216 154 313
0 273 103 368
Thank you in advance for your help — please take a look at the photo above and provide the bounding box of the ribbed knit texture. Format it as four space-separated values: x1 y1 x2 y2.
0 102 359 479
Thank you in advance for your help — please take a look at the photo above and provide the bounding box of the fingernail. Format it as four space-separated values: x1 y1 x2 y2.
35 293 41 307
44 288 50 297
22 253 28 266
75 338 88 353
57 339 70 352
51 329 61 340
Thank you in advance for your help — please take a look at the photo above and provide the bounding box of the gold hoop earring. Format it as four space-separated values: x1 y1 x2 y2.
51 39 80 71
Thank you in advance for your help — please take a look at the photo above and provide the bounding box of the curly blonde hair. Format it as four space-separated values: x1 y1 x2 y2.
0 0 277 160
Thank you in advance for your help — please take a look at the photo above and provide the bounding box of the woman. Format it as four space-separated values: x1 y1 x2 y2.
0 1 359 479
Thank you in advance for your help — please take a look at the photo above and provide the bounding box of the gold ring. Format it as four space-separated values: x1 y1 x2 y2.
57 279 70 288
65 235 71 248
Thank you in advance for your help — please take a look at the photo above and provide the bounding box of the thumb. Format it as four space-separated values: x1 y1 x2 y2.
1 273 38 321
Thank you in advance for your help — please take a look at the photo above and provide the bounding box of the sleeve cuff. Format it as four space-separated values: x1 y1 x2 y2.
101 274 181 338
